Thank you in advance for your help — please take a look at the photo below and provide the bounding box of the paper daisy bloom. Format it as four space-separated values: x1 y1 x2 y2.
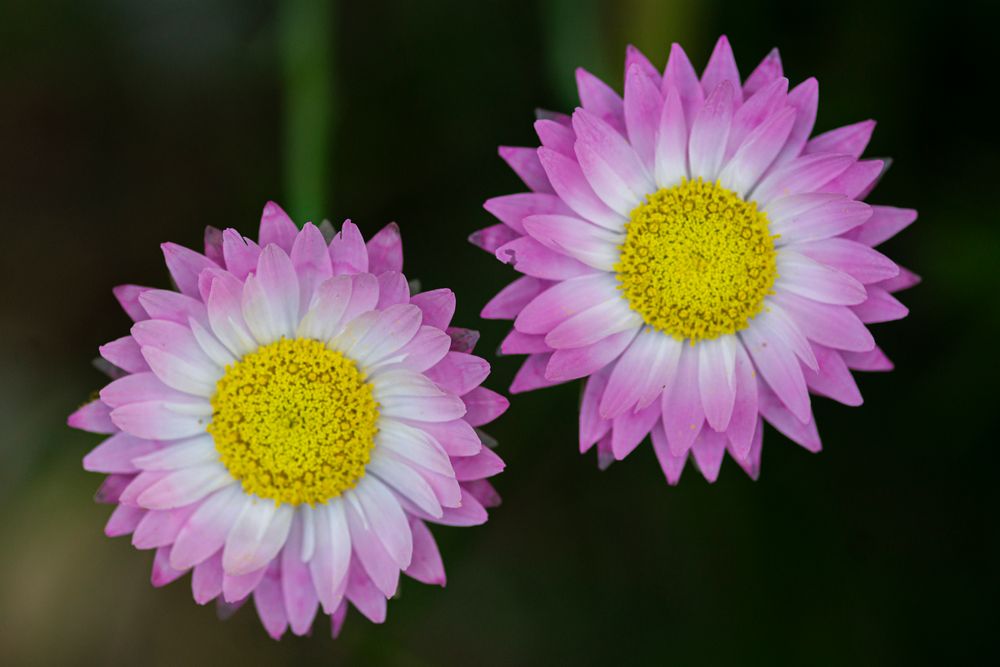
68 203 507 639
472 36 916 483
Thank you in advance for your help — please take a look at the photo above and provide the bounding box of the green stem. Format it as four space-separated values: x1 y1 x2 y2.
279 0 334 224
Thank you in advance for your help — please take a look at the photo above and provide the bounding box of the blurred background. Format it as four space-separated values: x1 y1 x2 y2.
1 0 997 664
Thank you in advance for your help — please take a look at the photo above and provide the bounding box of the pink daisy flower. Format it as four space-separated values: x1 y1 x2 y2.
68 203 508 639
472 36 916 483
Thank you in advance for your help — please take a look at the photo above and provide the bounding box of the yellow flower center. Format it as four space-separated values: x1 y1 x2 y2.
614 178 778 342
208 338 379 506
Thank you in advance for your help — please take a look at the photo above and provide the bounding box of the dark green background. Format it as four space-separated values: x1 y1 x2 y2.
1 0 996 664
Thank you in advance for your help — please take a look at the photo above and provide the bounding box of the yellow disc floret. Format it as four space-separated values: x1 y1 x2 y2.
614 178 778 342
208 338 379 506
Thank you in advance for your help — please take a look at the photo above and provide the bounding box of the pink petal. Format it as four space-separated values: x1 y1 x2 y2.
804 344 863 406
773 77 818 165
113 284 151 322
366 222 403 274
522 214 622 270
329 220 369 275
222 565 268 603
742 48 783 98
223 500 294 576
344 499 401 597
259 201 298 252
83 431 159 474
537 147 625 230
572 108 653 212
451 446 505 481
281 516 320 636
650 421 687 485
625 44 661 83
535 118 576 156
425 352 490 396
758 384 821 452
368 452 442 518
660 345 704 456
309 503 351 613
575 67 625 133
221 228 261 280
806 119 876 158
484 192 572 235
408 419 482 457
498 146 553 193
344 562 388 624
719 105 797 196
545 297 642 349
99 336 149 374
410 288 456 330
170 485 244 570
698 336 737 432
138 289 208 328
469 223 520 254
461 387 509 427
796 238 899 284
151 546 187 587
404 518 445 586
579 365 613 453
661 43 704 121
138 464 232 510
770 198 872 244
433 487 488 527
599 330 680 418
291 222 334 311
500 329 550 355
132 503 199 549
726 342 759 459
495 236 596 280
375 271 410 309
510 353 562 393
624 63 663 171
253 561 289 639
820 159 885 199
611 401 661 460
515 273 616 335
700 35 741 102
730 417 764 480
690 428 728 483
192 551 224 604
654 87 689 187
841 346 893 372
398 326 452 372
546 328 637 383
775 250 867 305
846 206 917 247
105 504 145 537
851 287 909 323
725 77 789 159
771 291 874 352
741 319 811 423
69 399 117 434
161 243 218 299
876 266 920 293
481 276 548 320
688 80 735 180
752 153 854 206
204 226 224 265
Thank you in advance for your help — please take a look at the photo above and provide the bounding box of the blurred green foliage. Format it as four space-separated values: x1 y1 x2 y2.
0 0 997 664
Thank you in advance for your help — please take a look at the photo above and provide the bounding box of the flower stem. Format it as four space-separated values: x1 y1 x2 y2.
279 0 334 224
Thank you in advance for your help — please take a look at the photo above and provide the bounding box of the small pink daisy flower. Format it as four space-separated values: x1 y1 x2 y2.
69 203 507 639
472 36 916 483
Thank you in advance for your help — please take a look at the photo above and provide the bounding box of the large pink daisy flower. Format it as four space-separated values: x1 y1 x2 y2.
69 203 507 639
472 37 916 483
